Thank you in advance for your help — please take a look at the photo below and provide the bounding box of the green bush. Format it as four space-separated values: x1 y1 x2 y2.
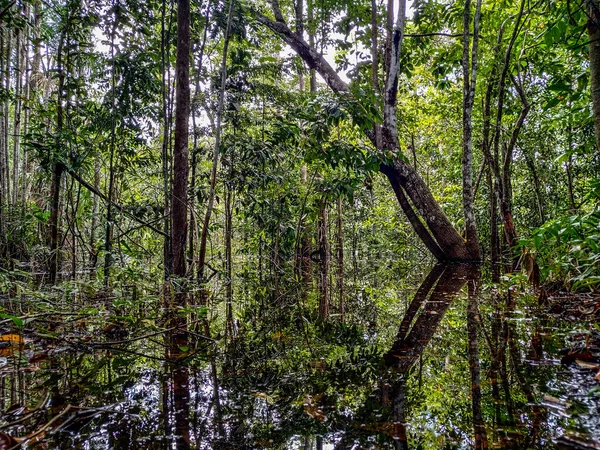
521 210 600 290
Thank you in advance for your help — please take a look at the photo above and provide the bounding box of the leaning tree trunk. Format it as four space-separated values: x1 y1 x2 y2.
256 0 479 262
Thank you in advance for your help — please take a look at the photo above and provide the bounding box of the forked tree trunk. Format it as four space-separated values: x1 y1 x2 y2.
256 1 479 262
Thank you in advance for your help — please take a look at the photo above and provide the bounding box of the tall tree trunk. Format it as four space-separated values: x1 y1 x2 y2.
167 0 191 448
318 197 329 319
336 196 344 322
11 23 21 207
20 2 31 209
488 0 526 260
49 32 65 285
3 31 11 206
0 30 5 246
171 0 190 282
104 13 118 288
89 158 100 272
257 0 478 262
588 0 600 154
461 0 481 258
198 0 234 292
225 185 233 337
188 1 211 281
307 0 316 91
161 0 173 278
467 270 488 449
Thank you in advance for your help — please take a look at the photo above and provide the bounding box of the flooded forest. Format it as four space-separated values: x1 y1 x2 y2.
0 0 600 447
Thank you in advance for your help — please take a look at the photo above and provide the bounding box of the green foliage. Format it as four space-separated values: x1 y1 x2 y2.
521 209 600 290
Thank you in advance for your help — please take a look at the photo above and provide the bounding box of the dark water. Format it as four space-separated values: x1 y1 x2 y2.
0 264 599 449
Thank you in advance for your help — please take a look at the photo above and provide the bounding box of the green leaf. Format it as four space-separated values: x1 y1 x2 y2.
0 313 23 328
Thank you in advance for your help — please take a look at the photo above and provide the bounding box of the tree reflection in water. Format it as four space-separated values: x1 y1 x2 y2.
164 314 190 450
378 264 480 450
1 264 599 448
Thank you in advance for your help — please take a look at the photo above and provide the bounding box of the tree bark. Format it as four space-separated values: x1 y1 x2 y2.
467 270 488 449
461 0 482 258
255 6 478 262
168 0 191 448
588 0 600 154
318 197 329 319
11 24 21 206
225 186 233 337
171 0 190 281
104 13 118 288
336 196 344 322
161 0 174 277
49 31 65 285
198 0 235 289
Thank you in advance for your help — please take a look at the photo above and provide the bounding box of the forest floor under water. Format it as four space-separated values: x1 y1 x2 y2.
0 265 599 449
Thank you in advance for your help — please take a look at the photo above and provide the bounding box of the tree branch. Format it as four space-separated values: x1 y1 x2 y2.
65 166 168 237
253 10 350 94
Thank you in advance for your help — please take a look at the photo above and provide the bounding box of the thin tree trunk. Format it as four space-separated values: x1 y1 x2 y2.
225 186 233 337
20 2 30 209
488 0 526 258
11 24 21 206
198 0 235 292
0 30 5 245
89 158 100 272
522 148 545 223
3 31 11 205
385 0 393 75
307 0 316 91
467 271 488 449
49 32 65 285
188 1 211 280
371 0 382 197
318 197 329 319
587 0 600 154
104 14 118 288
461 0 481 258
336 196 344 322
566 154 576 211
295 0 304 60
487 167 500 282
161 0 173 278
